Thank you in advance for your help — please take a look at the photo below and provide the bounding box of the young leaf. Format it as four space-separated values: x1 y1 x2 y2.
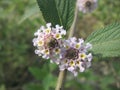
37 0 76 30
86 23 120 57
29 66 48 80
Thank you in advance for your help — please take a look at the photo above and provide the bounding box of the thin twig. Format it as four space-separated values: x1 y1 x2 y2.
55 1 79 90
69 2 79 38
55 70 67 90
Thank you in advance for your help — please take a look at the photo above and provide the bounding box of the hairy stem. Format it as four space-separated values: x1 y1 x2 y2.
55 2 79 90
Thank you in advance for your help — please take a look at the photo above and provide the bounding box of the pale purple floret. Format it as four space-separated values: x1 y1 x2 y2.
77 0 97 13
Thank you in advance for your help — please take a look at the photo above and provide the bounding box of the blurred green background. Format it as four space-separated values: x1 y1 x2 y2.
0 0 120 90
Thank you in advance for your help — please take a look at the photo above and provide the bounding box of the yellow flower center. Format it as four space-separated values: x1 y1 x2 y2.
55 34 61 39
38 40 43 46
80 53 86 59
45 28 51 34
75 43 80 49
55 48 60 54
44 49 49 54
69 60 75 66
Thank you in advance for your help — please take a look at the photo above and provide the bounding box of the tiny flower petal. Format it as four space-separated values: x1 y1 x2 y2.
87 53 92 61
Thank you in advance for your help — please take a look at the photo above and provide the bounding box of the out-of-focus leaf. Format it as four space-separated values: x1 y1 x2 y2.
0 85 5 90
43 74 57 90
29 66 48 80
23 83 43 90
19 5 40 24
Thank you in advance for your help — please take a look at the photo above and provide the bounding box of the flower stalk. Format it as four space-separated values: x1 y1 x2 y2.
55 2 79 90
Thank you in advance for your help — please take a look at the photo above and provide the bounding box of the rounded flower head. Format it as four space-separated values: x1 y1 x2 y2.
59 37 92 76
77 0 97 13
33 23 66 64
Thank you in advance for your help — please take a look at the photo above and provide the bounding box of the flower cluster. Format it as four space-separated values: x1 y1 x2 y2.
32 23 66 64
77 0 97 13
33 23 92 76
59 37 92 76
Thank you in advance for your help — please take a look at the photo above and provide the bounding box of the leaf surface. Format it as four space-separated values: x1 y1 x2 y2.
86 23 120 57
37 0 76 30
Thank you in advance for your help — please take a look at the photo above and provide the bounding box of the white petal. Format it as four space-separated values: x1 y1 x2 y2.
80 66 85 72
87 53 92 61
68 66 75 72
73 71 78 77
78 38 84 44
35 49 40 54
46 23 51 28
86 43 92 49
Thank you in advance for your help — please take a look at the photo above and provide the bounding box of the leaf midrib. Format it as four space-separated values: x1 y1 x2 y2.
54 0 63 26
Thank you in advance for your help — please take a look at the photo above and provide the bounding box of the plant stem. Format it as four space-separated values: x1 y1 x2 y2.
55 70 67 90
55 2 79 90
69 2 79 38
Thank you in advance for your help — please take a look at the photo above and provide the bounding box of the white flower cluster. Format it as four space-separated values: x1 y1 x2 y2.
33 23 92 76
77 0 97 13
32 23 66 64
59 37 92 76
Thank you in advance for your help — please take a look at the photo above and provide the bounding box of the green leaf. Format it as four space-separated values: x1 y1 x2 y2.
29 66 48 80
86 23 120 57
0 85 5 90
23 83 43 90
43 74 57 90
37 0 76 30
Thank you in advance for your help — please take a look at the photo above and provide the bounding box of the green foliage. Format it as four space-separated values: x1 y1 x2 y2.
29 66 48 80
0 0 120 90
19 5 39 24
36 0 76 30
29 63 57 90
86 23 120 57
0 85 5 90
42 74 57 90
23 83 43 90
